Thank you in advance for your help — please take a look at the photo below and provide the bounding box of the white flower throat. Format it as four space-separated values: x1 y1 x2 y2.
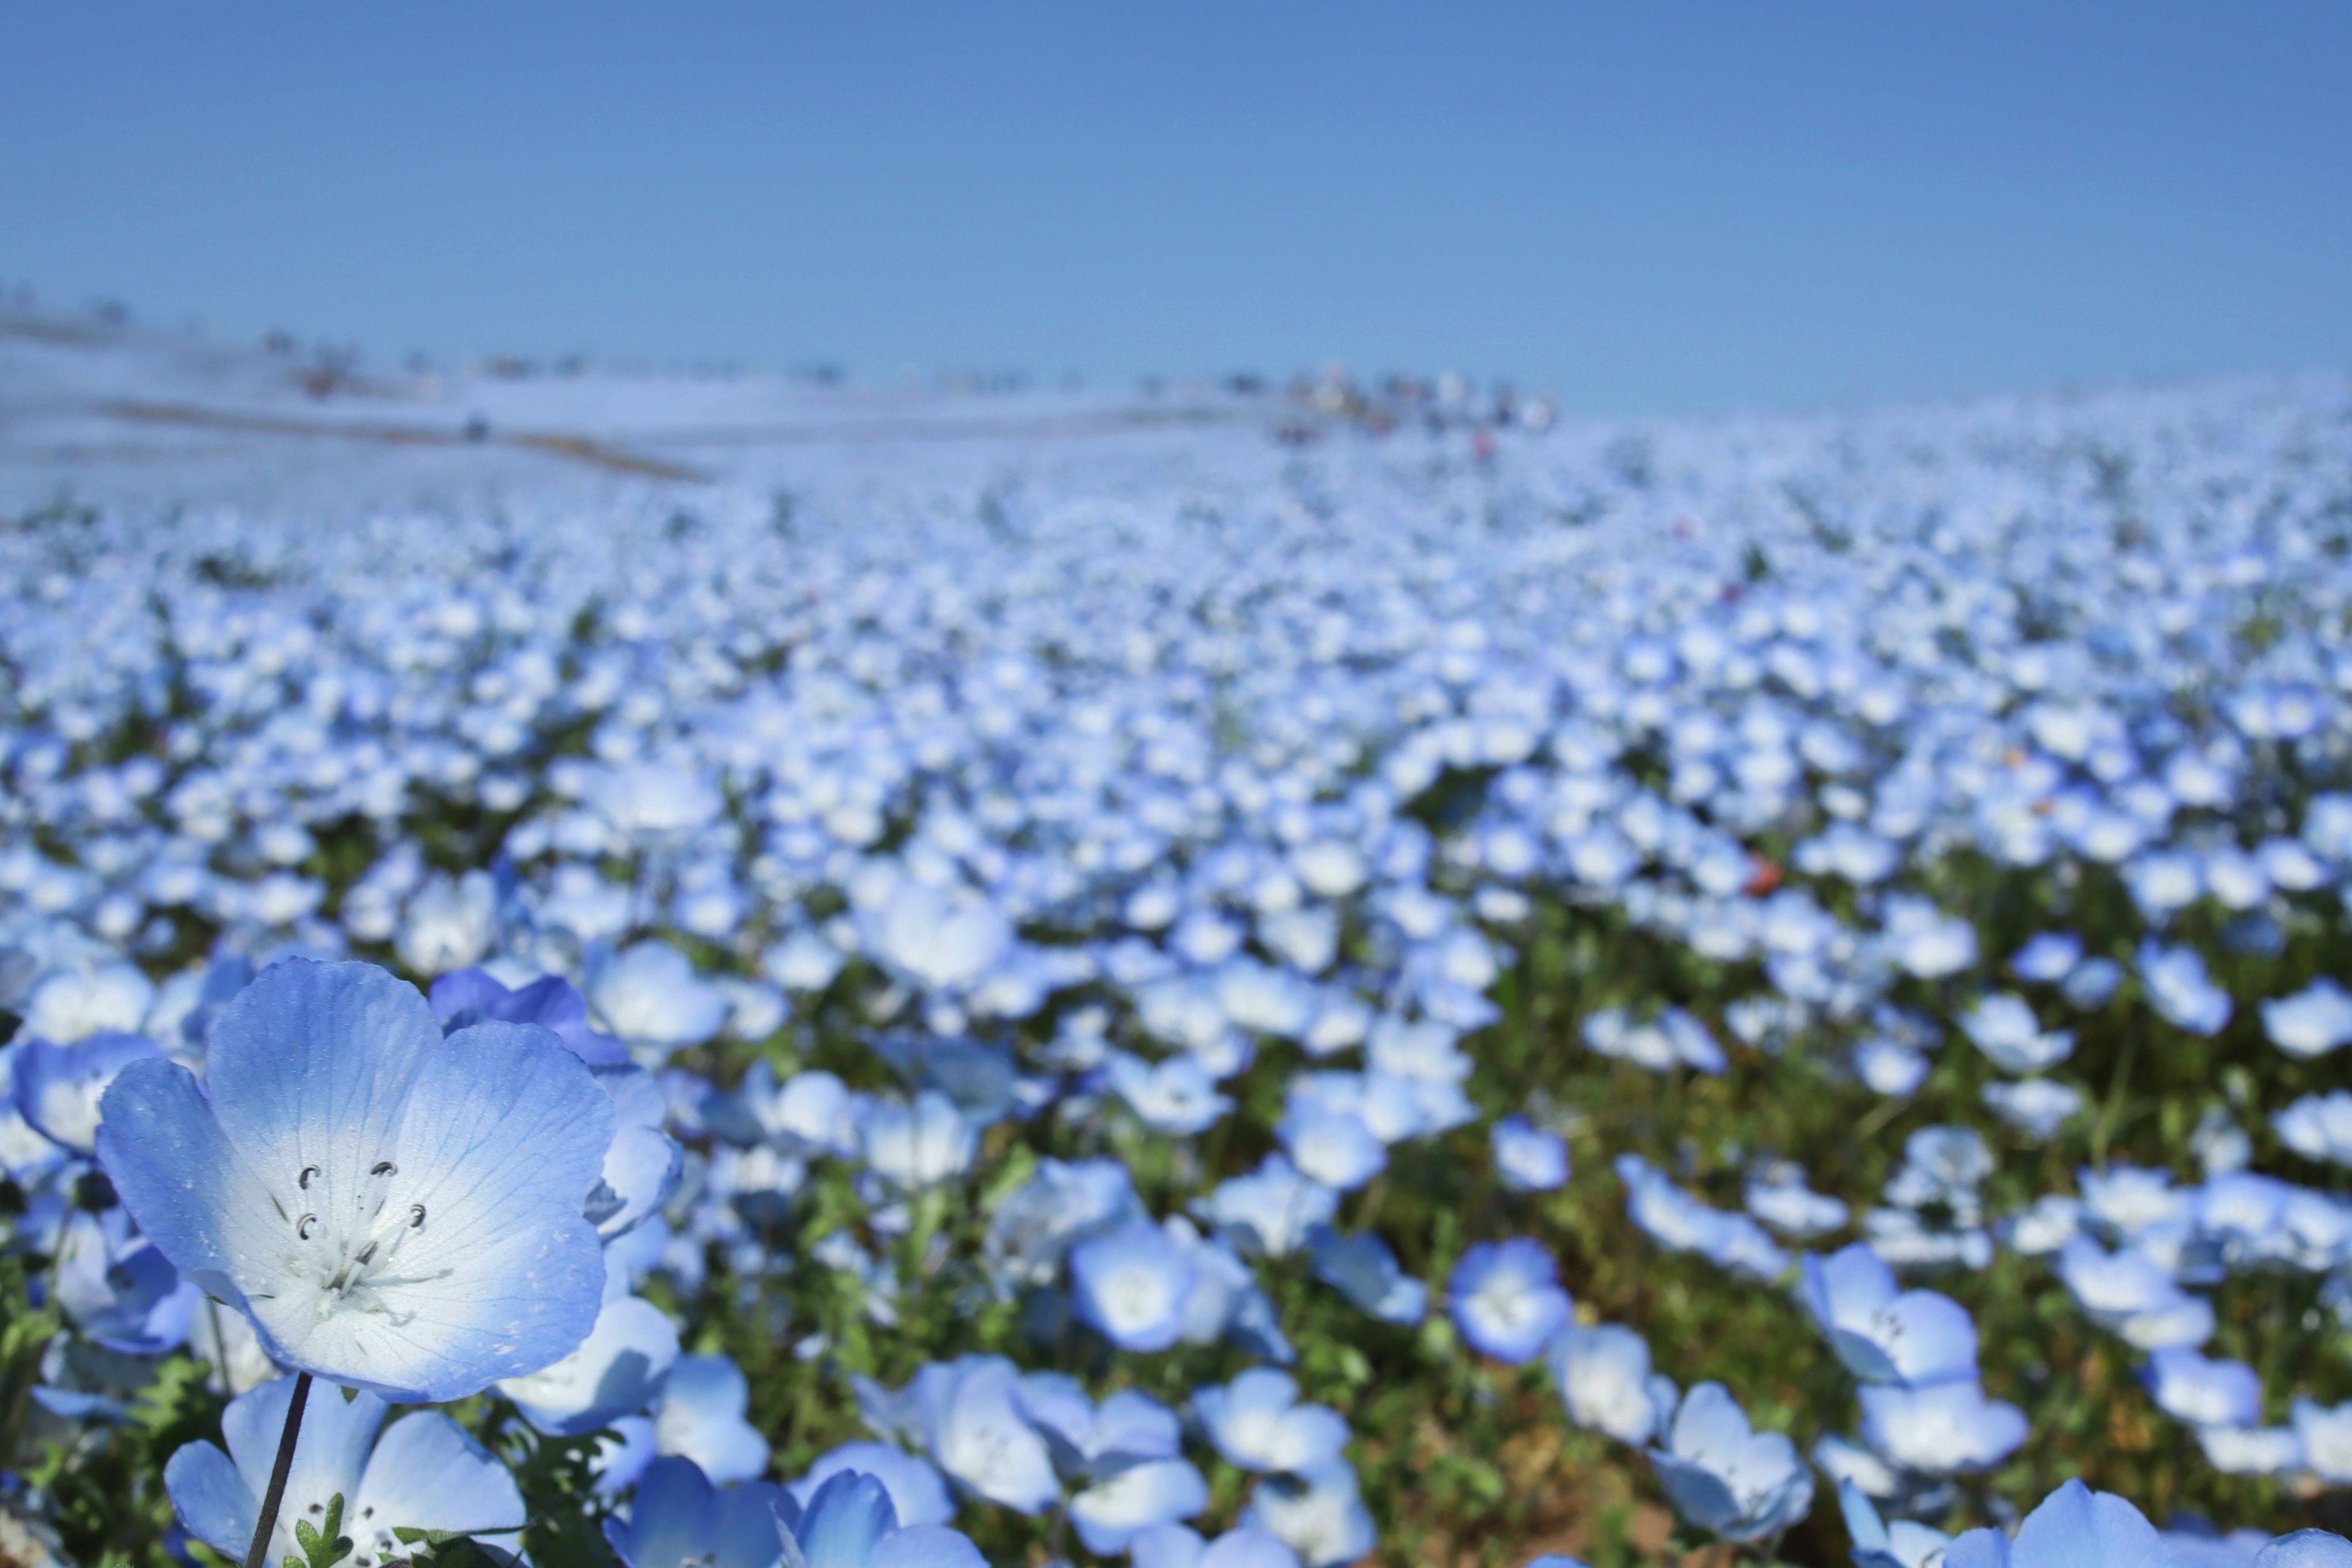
270 1156 430 1317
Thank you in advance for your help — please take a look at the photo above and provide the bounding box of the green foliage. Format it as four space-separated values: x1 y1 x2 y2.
288 1492 353 1568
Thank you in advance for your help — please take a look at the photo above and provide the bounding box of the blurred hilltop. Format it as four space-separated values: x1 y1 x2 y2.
0 300 1570 518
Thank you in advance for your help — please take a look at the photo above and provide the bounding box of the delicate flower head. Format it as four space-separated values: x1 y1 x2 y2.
99 959 613 1403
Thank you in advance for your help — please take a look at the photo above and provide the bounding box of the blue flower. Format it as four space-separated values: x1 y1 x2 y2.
13 1030 164 1153
1131 1523 1303 1568
1940 1478 2161 1568
1197 1155 1338 1257
1856 1379 2029 1474
2259 1532 2352 1568
53 1206 200 1355
1016 1375 1182 1480
166 1375 523 1568
654 1354 772 1485
98 959 614 1403
2138 941 2232 1036
1796 1243 1979 1385
1448 1238 1571 1364
432 968 680 1238
429 968 628 1064
1491 1116 1570 1192
1308 1227 1428 1325
777 1469 987 1568
789 1442 955 1529
1068 1457 1210 1554
1550 1323 1676 1446
603 1455 790 1568
1274 1102 1386 1191
498 1291 680 1438
1069 1219 1199 1352
1236 1461 1377 1568
1648 1382 1812 1544
1194 1370 1349 1474
861 1355 1060 1515
2141 1347 2263 1429
1838 1479 1950 1568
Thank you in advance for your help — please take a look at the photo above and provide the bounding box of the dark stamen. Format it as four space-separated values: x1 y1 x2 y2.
296 1213 317 1239
300 1166 319 1189
409 1204 426 1228
371 1161 397 1176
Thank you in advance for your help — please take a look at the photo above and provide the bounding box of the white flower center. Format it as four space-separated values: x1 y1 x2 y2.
276 1157 431 1319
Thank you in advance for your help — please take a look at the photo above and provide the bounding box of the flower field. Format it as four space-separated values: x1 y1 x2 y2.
7 330 2352 1567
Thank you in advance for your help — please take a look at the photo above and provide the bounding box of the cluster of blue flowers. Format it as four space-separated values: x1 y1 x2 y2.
7 359 2352 1565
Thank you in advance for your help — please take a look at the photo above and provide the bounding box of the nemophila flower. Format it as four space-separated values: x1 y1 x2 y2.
1069 1219 1198 1352
1448 1238 1572 1363
1839 1479 1951 1568
654 1354 771 1484
2264 980 2352 1058
1491 1115 1570 1191
853 875 1012 993
1016 1376 1181 1480
1981 1079 2084 1142
1796 1244 1978 1386
97 959 613 1403
1069 1457 1211 1554
1131 1523 1303 1568
2195 1420 2307 1476
1165 1218 1295 1363
589 941 731 1059
2057 1237 2210 1348
53 1206 200 1354
2060 958 2124 1009
1940 1479 2180 1568
396 870 499 974
1198 1155 1338 1257
0 1045 70 1184
1646 1382 1812 1544
1237 1462 1378 1568
1194 1370 1350 1474
866 1354 1061 1514
2141 1347 2263 1428
1616 1155 1792 1280
1106 1052 1232 1135
603 1457 788 1568
2139 940 2232 1036
2276 1093 2352 1166
1857 1379 2028 1474
12 1030 164 1153
431 968 681 1238
498 1291 680 1437
17 959 155 1042
1550 1324 1678 1446
1744 1165 1848 1239
1274 1102 1386 1191
716 1063 863 1159
2009 932 2082 984
2259 1534 2352 1568
1307 1226 1428 1325
167 1375 524 1568
859 1090 978 1189
1958 994 2074 1074
790 1442 955 1530
984 1156 1140 1285
2293 1398 2352 1484
431 967 628 1063
1881 895 1977 978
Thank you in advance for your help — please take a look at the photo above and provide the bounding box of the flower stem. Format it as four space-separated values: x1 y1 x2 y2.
244 1370 314 1568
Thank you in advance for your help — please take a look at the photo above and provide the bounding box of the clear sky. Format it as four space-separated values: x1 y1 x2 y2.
4 2 2348 415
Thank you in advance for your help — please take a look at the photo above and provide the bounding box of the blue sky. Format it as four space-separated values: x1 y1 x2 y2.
4 2 2348 414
